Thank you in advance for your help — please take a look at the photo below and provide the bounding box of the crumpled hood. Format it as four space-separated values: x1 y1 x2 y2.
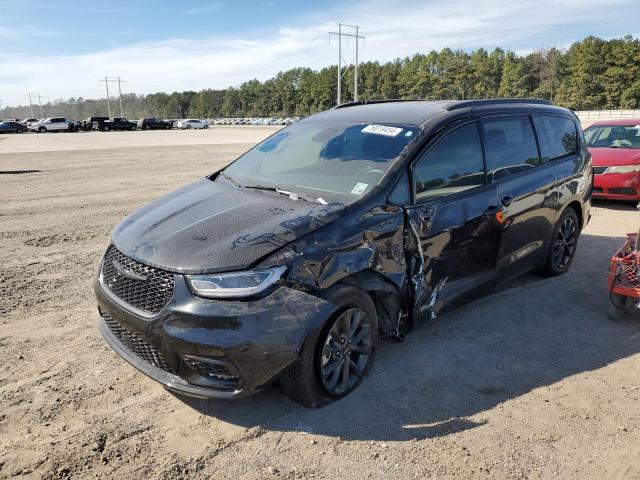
111 178 344 273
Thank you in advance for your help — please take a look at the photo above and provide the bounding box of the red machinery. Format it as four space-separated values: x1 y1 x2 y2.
607 232 640 320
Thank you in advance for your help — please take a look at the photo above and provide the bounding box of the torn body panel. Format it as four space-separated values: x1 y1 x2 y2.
405 184 503 323
260 204 410 336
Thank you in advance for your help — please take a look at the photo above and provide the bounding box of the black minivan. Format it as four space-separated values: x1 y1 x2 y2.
95 99 591 407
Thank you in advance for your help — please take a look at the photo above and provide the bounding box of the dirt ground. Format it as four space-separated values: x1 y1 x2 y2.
1 128 639 480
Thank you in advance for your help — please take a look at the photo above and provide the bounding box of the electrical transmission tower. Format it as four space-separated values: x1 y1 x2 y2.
100 77 127 117
329 23 365 106
26 93 45 118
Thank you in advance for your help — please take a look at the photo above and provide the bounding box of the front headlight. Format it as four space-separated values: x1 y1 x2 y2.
605 164 640 174
186 266 286 299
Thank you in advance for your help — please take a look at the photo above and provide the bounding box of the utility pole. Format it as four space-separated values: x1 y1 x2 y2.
26 93 44 117
100 77 111 117
116 77 125 117
101 77 126 117
329 23 365 106
26 93 34 118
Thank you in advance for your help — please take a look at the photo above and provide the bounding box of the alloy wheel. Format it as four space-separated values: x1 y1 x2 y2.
553 216 577 268
319 307 372 395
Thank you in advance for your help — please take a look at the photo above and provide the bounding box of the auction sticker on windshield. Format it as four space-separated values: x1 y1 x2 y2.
362 124 403 137
351 182 368 195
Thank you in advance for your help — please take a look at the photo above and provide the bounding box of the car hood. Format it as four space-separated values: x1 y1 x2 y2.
111 178 345 274
589 147 640 166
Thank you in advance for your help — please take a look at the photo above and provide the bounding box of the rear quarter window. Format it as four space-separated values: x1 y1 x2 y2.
534 115 578 160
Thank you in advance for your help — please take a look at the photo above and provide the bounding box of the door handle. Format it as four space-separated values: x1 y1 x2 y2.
501 196 513 207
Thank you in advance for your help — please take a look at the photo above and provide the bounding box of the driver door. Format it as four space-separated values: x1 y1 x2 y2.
405 121 502 320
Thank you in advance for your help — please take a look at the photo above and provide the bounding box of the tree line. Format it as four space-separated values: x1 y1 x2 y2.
4 35 640 120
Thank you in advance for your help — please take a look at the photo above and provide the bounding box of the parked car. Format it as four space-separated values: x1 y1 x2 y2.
95 117 137 132
30 117 77 133
176 119 206 129
83 116 109 132
20 118 38 126
0 121 28 133
137 118 171 130
95 99 590 406
584 120 640 202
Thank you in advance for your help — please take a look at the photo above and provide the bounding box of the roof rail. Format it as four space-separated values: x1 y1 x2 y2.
333 99 418 109
445 98 553 111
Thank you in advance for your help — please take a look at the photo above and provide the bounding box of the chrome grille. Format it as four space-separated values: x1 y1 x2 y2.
100 309 174 373
101 246 174 314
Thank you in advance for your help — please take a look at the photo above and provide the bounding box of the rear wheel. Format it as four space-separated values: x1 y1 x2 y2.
281 285 378 407
543 208 579 276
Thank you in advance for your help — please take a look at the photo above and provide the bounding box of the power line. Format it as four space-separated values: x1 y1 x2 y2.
329 23 365 105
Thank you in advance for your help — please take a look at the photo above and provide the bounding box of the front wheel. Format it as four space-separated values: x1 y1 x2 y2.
281 285 378 407
543 208 579 276
103 126 110 132
38 127 47 133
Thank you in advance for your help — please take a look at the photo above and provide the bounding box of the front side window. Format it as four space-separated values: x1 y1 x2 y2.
584 124 640 149
222 120 420 204
535 115 578 160
480 116 541 181
413 123 485 201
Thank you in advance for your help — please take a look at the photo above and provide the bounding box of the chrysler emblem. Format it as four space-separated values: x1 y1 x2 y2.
112 259 147 281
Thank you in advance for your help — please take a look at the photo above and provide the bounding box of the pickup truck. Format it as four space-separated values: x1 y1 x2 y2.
94 117 137 132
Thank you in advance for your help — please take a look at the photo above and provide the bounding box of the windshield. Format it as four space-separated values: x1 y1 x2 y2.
220 120 420 204
584 124 640 149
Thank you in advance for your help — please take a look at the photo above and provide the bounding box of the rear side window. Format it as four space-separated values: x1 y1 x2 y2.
413 123 485 200
534 115 578 160
480 116 541 181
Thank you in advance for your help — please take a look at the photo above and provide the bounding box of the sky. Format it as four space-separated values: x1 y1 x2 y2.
1 0 639 107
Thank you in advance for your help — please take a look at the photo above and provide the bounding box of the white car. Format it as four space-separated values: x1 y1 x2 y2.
176 119 206 129
30 117 77 133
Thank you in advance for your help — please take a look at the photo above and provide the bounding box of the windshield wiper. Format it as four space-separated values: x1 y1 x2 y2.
242 184 319 203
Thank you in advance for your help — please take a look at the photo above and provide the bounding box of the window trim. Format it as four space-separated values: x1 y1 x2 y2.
532 113 581 162
409 119 488 205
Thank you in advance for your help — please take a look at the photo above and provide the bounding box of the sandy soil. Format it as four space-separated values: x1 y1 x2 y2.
1 127 639 480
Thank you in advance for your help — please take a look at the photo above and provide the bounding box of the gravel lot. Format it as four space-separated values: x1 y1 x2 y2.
1 128 639 479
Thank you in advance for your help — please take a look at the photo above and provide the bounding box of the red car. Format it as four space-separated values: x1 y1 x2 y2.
585 120 640 202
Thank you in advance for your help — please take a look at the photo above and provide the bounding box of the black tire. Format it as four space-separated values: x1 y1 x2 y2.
543 207 580 276
281 285 378 407
143 125 148 130
38 126 47 133
186 124 191 129
103 125 110 132
16 129 23 134
130 126 136 131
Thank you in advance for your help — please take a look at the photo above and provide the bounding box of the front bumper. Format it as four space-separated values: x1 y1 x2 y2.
593 171 640 200
95 272 334 399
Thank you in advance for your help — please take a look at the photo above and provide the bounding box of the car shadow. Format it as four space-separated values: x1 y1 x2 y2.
172 232 640 441
592 199 639 211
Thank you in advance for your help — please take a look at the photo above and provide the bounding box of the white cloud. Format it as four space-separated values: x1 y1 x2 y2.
183 2 222 15
0 0 636 106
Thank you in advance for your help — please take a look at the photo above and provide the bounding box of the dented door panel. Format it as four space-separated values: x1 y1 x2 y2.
405 184 502 323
